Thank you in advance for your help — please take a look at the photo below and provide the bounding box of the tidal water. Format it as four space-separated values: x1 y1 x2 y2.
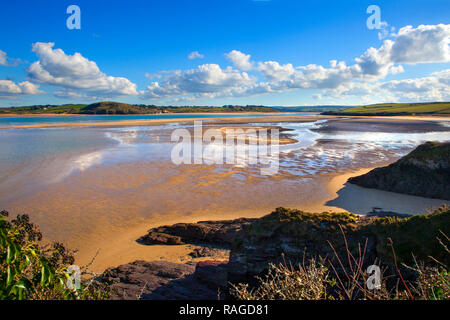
0 112 315 127
0 117 449 212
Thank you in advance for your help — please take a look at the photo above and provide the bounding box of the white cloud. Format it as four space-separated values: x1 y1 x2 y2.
390 24 450 64
225 50 254 71
140 63 255 99
139 24 450 102
231 24 450 99
0 49 22 67
0 80 43 98
188 51 204 60
257 61 295 81
0 50 7 66
26 42 138 98
325 69 450 102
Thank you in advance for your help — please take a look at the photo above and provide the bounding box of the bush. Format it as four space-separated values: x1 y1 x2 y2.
0 210 109 300
231 230 450 300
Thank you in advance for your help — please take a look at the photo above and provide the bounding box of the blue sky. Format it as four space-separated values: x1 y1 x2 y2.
0 0 449 107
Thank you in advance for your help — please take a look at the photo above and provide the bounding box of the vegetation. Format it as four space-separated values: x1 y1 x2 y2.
369 205 450 266
0 104 88 114
231 250 449 300
0 102 279 115
2 205 449 300
0 210 109 300
322 102 450 116
231 206 449 300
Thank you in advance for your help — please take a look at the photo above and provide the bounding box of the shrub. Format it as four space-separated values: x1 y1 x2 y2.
0 210 109 300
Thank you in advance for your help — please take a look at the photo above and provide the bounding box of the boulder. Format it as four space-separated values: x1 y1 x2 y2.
137 218 257 247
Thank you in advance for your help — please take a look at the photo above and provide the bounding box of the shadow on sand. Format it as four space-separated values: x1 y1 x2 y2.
326 182 449 215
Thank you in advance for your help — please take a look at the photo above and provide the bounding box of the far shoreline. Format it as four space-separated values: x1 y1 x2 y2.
0 111 303 118
1 113 448 130
0 114 327 129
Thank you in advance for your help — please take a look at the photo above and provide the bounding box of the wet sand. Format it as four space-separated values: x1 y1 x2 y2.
0 163 371 272
6 159 446 273
1 115 449 273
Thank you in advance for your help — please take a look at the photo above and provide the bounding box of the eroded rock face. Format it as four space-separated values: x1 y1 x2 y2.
101 207 449 299
348 142 450 200
227 208 377 284
98 260 228 300
137 218 257 247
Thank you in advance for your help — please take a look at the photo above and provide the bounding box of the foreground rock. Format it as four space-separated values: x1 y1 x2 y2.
228 207 450 284
101 206 449 299
348 142 450 200
98 260 228 300
137 218 257 247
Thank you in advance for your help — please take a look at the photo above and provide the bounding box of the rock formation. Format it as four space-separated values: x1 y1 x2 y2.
348 142 450 200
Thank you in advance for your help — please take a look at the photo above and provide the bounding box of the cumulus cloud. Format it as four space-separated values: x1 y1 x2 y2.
390 24 450 64
0 49 22 67
26 42 138 98
228 24 450 98
188 51 204 60
137 24 450 102
0 50 7 66
225 50 254 71
0 80 43 98
140 63 255 99
257 61 295 81
325 69 450 102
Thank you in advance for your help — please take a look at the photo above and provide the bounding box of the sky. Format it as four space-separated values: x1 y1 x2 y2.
0 0 449 107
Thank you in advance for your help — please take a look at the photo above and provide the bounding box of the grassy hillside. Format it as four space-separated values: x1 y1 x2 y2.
0 102 280 115
0 104 88 114
79 102 160 114
322 102 450 116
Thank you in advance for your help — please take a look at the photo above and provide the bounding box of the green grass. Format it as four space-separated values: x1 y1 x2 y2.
322 102 450 116
0 102 280 115
0 104 88 114
368 206 450 265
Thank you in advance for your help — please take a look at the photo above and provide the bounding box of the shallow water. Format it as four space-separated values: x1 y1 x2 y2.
0 119 449 205
0 112 316 127
0 117 449 262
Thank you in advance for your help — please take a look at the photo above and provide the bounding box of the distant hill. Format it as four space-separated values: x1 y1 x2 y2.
322 102 450 116
348 141 450 200
0 104 88 114
79 102 160 114
0 102 280 114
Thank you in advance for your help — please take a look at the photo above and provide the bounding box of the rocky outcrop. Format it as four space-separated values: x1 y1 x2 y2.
137 218 257 247
98 260 228 300
100 206 449 300
228 206 450 284
348 142 450 200
227 208 377 284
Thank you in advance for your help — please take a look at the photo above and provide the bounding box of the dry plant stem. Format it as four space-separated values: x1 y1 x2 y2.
388 238 414 300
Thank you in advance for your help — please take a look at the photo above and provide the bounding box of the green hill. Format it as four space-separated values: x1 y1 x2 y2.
79 102 160 114
0 104 88 114
322 102 450 116
0 102 280 115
